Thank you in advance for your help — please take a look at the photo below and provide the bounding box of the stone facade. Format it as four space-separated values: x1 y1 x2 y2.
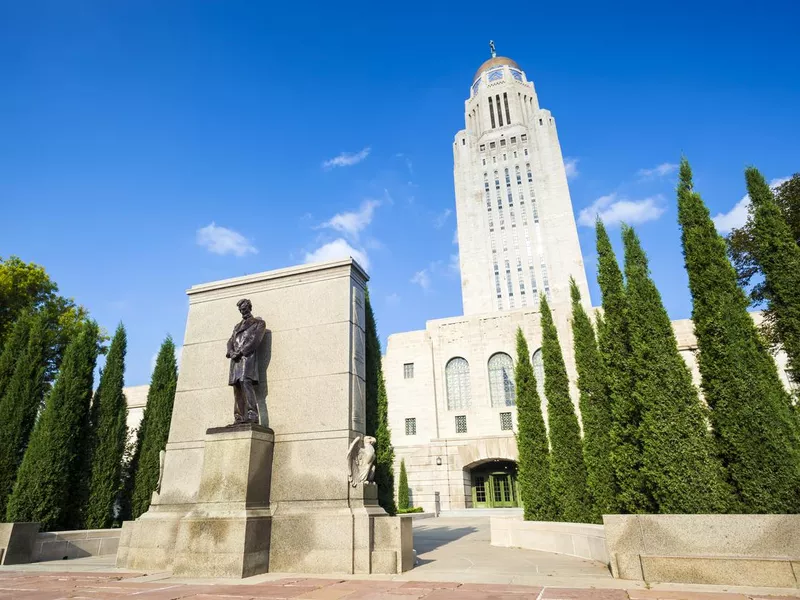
384 51 797 515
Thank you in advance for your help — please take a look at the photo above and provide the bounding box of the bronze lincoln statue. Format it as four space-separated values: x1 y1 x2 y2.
225 298 267 425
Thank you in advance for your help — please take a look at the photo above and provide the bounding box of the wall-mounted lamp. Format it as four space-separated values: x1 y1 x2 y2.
436 457 442 466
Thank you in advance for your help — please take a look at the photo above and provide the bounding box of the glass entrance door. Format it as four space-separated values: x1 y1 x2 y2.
469 461 518 508
490 473 515 507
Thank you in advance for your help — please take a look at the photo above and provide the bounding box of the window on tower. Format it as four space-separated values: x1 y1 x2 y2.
503 92 511 124
510 136 517 144
480 144 486 152
521 134 527 141
490 141 496 149
500 138 506 147
488 98 496 129
496 95 504 126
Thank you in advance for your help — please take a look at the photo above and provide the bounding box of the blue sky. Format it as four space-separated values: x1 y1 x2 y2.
2 1 799 385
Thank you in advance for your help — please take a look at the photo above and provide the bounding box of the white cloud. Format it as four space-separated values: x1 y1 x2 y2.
449 253 460 274
434 208 452 229
577 193 666 227
386 293 401 306
564 157 580 180
637 162 678 179
322 147 370 169
713 176 791 234
196 223 257 256
410 269 431 291
319 199 379 240
304 238 369 271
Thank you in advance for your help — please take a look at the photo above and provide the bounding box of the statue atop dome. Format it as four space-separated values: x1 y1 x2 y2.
489 40 496 58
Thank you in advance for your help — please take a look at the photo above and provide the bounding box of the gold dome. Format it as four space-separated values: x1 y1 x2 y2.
473 56 522 81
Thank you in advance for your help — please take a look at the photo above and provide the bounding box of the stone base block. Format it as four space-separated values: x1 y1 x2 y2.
641 555 799 588
0 522 39 565
173 513 272 578
115 514 183 570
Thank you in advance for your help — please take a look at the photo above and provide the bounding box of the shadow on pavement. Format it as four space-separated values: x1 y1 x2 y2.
413 526 479 553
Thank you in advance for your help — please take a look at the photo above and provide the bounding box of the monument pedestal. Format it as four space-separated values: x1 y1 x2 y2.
172 424 274 578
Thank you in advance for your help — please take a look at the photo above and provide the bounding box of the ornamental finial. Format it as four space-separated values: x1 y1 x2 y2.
489 40 496 58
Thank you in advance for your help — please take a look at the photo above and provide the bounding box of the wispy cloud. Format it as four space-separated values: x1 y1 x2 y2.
395 153 414 176
637 162 678 179
410 269 431 291
196 223 257 256
322 147 371 169
452 230 459 245
434 208 453 229
386 293 401 306
564 157 579 180
577 193 666 227
319 199 379 240
304 238 370 271
713 176 791 234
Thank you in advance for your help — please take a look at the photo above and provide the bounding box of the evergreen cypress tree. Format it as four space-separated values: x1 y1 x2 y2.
365 290 396 515
398 458 410 510
0 313 49 516
623 225 731 513
0 314 32 402
129 336 177 519
514 327 557 521
746 167 800 388
85 324 128 529
6 322 100 530
596 218 652 513
569 280 616 521
677 158 800 513
540 296 592 522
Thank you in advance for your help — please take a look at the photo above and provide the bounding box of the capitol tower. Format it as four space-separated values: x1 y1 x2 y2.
454 44 590 315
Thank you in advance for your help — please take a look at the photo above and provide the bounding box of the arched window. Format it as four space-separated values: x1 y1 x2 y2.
532 349 546 401
488 353 515 407
445 357 471 410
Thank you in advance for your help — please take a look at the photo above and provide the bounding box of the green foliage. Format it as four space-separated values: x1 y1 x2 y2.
398 458 410 510
540 296 592 522
6 322 100 530
397 506 424 514
85 324 128 529
365 290 397 515
745 168 800 388
0 313 49 517
623 226 731 513
0 314 33 403
514 327 557 521
677 158 800 513
128 336 178 519
364 291 397 515
728 174 800 346
595 219 652 513
0 256 88 364
569 280 616 521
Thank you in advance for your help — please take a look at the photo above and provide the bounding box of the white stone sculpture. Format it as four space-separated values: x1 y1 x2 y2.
346 435 377 487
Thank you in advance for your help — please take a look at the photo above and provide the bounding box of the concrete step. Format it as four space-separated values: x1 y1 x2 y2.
438 508 523 518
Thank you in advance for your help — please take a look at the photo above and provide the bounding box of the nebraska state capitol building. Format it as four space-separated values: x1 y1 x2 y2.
381 49 796 512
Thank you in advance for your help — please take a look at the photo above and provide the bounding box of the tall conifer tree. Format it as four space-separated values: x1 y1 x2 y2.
746 167 800 388
128 336 178 519
570 280 616 520
595 219 652 513
6 322 100 530
514 327 557 521
398 458 410 510
540 296 592 522
365 291 396 515
677 158 800 512
623 226 731 513
0 313 49 516
0 314 32 402
86 324 128 528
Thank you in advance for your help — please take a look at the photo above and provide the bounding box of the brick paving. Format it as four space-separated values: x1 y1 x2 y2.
0 572 796 600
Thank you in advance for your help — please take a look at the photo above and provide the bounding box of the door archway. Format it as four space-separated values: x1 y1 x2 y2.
466 459 518 508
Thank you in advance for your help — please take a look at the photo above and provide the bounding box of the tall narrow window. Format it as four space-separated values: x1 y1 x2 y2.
496 95 504 126
541 261 551 299
446 357 472 410
488 353 516 407
532 349 546 401
488 98 496 129
503 92 511 124
403 363 414 379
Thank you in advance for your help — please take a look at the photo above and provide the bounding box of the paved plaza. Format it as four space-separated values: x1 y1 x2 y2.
0 519 797 599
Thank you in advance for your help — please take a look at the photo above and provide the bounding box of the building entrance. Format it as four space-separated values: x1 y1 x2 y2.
469 460 518 508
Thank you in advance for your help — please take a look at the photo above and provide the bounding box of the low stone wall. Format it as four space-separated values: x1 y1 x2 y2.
604 514 800 588
490 516 609 564
33 529 121 562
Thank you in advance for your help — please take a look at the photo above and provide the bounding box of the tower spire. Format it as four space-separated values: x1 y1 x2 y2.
489 40 496 58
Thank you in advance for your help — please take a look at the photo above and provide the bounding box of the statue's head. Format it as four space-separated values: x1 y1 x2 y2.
364 436 377 446
236 298 253 317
